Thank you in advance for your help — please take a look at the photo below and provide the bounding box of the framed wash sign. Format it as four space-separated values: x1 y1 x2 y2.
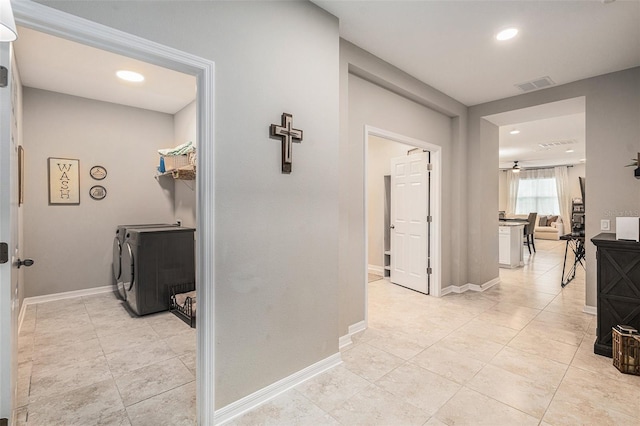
48 157 80 205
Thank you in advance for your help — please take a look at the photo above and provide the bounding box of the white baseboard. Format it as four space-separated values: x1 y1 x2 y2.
338 334 352 349
339 320 367 350
18 300 27 334
368 264 384 275
22 285 114 307
583 305 597 315
214 352 342 424
441 277 500 295
349 320 366 335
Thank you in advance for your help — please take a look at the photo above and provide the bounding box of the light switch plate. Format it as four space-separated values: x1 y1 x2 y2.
601 219 610 231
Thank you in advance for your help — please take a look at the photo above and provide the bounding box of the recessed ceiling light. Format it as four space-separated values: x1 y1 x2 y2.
509 129 520 135
566 149 575 153
116 70 145 83
496 28 518 41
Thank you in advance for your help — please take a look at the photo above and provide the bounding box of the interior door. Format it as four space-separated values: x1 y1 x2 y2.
0 41 19 422
390 151 430 294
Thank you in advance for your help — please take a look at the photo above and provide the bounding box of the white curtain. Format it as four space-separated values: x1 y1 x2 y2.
515 168 560 215
554 166 571 225
506 170 519 217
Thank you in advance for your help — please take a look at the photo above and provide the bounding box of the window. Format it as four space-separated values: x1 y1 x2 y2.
515 172 560 215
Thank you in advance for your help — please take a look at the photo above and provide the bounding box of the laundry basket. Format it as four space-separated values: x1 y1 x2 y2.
170 283 196 328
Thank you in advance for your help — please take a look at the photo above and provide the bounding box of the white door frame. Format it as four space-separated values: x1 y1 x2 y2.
0 40 19 424
364 126 442 324
11 2 215 424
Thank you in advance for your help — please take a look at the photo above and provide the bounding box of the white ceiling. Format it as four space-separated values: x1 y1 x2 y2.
312 0 638 168
13 26 196 115
485 98 586 169
313 0 640 106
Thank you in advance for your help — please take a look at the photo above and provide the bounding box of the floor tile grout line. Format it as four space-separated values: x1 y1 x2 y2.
123 378 196 410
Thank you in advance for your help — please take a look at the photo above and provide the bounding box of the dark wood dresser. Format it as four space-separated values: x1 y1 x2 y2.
591 233 640 357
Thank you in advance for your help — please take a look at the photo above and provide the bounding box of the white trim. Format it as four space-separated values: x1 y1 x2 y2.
583 305 597 316
214 353 342 425
441 277 500 295
368 264 384 275
17 301 27 335
349 320 366 335
339 320 367 350
13 2 216 424
22 285 112 306
339 334 353 349
364 126 443 310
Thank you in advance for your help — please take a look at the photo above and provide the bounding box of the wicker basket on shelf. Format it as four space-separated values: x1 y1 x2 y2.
171 165 196 180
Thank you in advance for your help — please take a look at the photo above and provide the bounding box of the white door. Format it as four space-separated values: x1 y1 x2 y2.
390 151 430 294
0 41 20 422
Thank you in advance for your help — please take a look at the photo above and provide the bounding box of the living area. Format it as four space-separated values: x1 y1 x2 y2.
494 98 586 255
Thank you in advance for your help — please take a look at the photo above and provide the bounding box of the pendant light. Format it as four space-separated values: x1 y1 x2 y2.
0 0 18 42
512 160 521 173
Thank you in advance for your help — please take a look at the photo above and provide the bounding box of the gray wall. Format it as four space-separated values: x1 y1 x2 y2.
469 67 640 308
39 0 341 408
22 88 176 298
339 40 468 335
173 100 196 229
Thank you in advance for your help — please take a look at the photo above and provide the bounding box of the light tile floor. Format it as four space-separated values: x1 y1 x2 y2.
16 293 196 426
16 240 640 425
229 240 640 425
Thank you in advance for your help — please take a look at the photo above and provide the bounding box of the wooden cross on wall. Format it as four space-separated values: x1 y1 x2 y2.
270 113 303 173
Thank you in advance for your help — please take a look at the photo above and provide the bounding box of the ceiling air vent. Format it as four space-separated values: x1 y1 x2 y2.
538 139 577 149
515 76 555 92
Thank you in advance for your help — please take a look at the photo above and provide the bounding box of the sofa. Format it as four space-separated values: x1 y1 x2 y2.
507 214 564 240
535 215 564 240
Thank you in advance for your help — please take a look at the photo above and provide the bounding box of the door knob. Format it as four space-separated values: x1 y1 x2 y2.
390 225 395 229
16 258 34 268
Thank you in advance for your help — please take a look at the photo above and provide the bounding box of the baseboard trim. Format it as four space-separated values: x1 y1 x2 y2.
349 320 366 335
17 301 27 335
338 334 352 349
368 264 384 275
214 352 342 424
583 305 597 315
22 285 114 307
441 277 500 295
339 320 367 350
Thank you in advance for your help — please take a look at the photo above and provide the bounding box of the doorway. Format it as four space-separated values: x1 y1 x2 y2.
3 3 215 423
364 126 441 325
489 97 586 259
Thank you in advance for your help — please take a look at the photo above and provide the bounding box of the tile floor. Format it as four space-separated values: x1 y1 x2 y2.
16 293 196 426
16 239 640 425
229 240 640 425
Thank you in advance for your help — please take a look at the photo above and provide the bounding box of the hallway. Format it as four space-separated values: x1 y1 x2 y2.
231 240 640 425
13 240 640 425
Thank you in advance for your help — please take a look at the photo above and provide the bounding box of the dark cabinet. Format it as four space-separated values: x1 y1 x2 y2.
591 233 640 357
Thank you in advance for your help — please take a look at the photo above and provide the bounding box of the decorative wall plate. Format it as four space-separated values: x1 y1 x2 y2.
90 165 107 180
89 185 107 200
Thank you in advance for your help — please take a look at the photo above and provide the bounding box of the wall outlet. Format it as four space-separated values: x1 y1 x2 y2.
601 219 610 231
